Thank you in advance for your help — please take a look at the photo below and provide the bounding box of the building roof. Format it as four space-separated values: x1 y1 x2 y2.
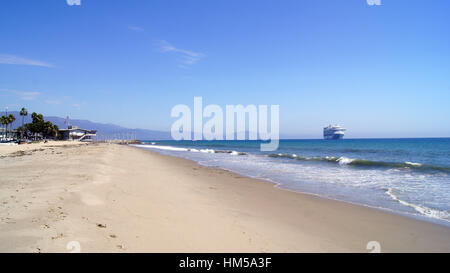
59 128 97 133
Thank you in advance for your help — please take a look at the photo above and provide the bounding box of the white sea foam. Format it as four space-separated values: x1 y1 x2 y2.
135 144 189 152
135 144 249 157
337 156 354 165
386 188 450 221
405 161 422 167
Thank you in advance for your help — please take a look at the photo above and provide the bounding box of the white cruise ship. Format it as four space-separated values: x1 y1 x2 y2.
323 125 346 140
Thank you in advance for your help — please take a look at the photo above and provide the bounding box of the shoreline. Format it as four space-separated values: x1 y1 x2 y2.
242 173 450 229
130 145 450 252
134 144 450 228
134 145 450 228
1 142 450 252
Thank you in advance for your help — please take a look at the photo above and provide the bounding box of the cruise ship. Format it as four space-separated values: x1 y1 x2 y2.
323 125 346 140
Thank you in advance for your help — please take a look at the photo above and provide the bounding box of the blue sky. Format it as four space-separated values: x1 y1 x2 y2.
0 0 449 138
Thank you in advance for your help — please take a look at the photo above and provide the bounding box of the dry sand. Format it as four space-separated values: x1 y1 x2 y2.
0 142 449 253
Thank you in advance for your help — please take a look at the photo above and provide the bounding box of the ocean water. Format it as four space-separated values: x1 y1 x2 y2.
134 138 450 226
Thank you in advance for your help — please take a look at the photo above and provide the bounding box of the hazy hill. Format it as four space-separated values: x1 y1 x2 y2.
3 111 289 140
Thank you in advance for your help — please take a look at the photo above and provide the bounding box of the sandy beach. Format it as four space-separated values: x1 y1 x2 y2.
0 142 449 253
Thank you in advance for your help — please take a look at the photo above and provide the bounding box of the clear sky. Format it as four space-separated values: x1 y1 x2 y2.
1 0 449 138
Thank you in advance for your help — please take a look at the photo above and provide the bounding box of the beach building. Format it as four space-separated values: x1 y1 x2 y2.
59 126 97 141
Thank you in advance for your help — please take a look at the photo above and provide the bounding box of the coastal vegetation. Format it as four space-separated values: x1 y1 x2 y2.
1 108 59 141
0 114 16 139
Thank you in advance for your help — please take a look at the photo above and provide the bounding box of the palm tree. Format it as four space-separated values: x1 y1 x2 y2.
3 115 10 139
52 124 59 139
0 116 6 140
5 115 10 139
20 107 28 139
7 114 16 139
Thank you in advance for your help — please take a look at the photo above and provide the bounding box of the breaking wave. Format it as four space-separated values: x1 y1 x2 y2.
267 153 450 173
135 144 247 155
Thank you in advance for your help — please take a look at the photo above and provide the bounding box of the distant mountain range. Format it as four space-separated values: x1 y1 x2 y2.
3 111 291 140
4 111 172 140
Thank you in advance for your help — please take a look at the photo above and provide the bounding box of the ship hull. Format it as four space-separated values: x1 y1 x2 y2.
324 134 344 140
